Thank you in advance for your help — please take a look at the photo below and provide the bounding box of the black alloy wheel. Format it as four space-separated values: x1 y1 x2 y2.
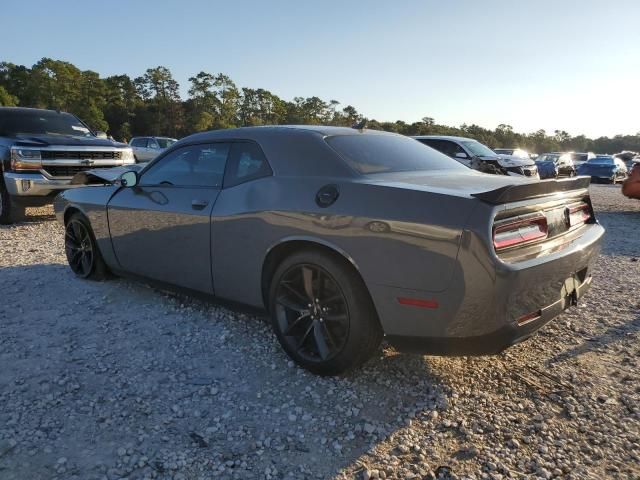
274 263 349 362
65 218 95 278
269 249 383 375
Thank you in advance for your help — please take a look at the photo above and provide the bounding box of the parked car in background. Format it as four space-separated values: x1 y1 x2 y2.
0 107 134 224
414 135 539 178
570 152 596 167
493 148 531 159
535 153 576 179
54 125 603 375
576 155 628 183
129 136 177 162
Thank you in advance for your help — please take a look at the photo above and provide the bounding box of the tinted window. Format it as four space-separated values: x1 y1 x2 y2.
156 138 176 148
587 157 614 165
327 135 464 174
140 143 230 187
224 142 272 187
0 109 93 137
131 138 147 147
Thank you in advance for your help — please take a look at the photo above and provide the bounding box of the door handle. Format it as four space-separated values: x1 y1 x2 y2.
191 199 209 209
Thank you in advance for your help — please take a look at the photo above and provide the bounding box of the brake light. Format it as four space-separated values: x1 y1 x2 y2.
493 213 548 250
568 203 591 226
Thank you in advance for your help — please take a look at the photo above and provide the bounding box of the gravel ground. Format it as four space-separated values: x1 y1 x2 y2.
0 184 638 480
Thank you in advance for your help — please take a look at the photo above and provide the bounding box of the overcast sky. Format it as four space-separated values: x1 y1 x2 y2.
2 0 639 137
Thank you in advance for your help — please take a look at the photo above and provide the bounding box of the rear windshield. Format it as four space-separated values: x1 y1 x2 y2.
0 109 93 137
587 157 613 165
326 134 465 174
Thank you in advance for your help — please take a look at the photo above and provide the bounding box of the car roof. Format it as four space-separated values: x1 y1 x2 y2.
0 106 72 115
412 135 476 142
177 125 404 178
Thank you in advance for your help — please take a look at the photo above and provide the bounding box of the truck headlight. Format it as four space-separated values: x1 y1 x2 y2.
10 147 42 171
121 148 134 162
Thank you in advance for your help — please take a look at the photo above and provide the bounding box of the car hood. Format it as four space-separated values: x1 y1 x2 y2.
70 163 146 185
495 154 535 168
11 133 129 149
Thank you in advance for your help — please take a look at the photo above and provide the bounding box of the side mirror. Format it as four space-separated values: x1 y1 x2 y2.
95 131 108 139
120 171 138 188
455 152 469 159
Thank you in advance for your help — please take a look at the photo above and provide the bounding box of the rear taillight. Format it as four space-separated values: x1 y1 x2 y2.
568 203 591 227
493 213 548 250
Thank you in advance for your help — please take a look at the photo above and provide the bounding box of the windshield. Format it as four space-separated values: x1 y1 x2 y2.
326 135 466 174
587 157 614 165
0 109 93 137
156 138 177 148
460 140 496 157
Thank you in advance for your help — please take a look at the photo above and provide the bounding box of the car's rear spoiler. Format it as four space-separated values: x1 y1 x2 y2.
471 176 591 204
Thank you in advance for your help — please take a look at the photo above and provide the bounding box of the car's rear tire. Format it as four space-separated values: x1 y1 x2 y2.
269 249 383 376
64 213 108 280
0 182 25 225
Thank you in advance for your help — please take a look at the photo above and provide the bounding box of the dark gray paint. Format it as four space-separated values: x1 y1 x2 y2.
53 126 604 350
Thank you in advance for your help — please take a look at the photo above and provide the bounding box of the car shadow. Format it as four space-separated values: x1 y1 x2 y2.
0 263 457 480
546 313 640 366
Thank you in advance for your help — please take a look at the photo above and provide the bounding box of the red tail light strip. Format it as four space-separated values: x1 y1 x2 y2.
493 213 548 250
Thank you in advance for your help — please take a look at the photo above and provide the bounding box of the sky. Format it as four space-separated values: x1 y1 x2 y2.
2 0 639 138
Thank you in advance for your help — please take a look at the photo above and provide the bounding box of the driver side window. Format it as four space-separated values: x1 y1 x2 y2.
140 143 231 188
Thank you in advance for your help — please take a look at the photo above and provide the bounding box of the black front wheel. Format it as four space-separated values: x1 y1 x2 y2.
65 213 108 280
269 249 383 375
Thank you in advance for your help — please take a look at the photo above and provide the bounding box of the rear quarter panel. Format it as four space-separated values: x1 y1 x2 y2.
211 176 478 308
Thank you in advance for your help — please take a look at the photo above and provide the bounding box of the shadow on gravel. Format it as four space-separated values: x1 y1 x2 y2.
547 314 640 365
0 262 452 479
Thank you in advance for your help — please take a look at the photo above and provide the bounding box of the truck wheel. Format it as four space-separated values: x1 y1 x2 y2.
0 181 25 225
269 249 383 376
65 213 108 280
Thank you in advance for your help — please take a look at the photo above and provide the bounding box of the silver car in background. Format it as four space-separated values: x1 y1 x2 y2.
129 136 177 163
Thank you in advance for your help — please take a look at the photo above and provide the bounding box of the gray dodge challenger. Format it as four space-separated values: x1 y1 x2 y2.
54 126 604 375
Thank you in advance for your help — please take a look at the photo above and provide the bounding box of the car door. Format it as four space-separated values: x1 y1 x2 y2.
130 138 146 161
108 142 231 293
147 138 161 160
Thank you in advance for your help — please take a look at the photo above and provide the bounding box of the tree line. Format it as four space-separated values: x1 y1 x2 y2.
0 57 638 154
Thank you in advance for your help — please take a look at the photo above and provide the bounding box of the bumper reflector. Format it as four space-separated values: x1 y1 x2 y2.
397 297 439 309
517 310 542 326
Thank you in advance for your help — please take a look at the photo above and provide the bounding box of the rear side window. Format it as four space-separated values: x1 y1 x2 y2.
327 135 464 174
224 142 272 187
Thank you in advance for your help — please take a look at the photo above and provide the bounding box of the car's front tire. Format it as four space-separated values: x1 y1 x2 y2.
0 181 25 225
269 249 383 376
64 213 108 280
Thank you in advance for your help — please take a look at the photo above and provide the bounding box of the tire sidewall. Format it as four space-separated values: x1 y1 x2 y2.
269 249 381 375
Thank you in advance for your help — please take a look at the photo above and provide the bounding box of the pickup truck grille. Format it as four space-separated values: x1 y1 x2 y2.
41 150 122 160
43 165 115 177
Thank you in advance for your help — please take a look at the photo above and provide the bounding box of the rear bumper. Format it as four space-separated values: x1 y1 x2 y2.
369 223 604 356
386 273 593 355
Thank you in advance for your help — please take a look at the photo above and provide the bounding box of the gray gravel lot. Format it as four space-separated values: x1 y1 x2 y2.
0 184 638 480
